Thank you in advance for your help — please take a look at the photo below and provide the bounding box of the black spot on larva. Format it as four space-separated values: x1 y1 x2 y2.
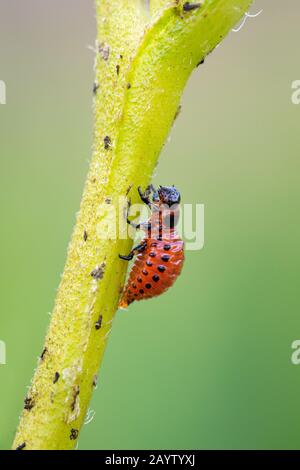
53 372 60 384
84 230 88 242
105 197 112 204
116 64 120 75
151 242 158 247
164 244 171 251
146 260 153 267
93 82 99 94
137 277 142 283
183 2 202 12
104 135 111 150
24 396 35 411
139 289 144 294
16 442 26 451
40 347 47 360
158 265 166 273
149 252 156 258
95 314 103 330
91 263 106 280
127 83 131 89
70 428 79 440
93 375 98 387
99 43 110 61
142 269 148 276
161 254 170 262
132 283 137 289
71 386 80 412
145 283 151 289
152 274 159 282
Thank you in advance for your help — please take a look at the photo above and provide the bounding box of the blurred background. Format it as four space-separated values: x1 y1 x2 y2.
0 0 300 450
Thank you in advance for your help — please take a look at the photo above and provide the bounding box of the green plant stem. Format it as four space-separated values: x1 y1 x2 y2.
13 0 252 450
150 0 169 15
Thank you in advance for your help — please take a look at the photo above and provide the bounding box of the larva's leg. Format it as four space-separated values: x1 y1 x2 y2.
126 196 152 229
119 241 147 261
138 185 156 207
126 200 140 229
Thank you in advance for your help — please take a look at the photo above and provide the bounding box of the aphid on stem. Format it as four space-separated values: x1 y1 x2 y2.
183 2 202 12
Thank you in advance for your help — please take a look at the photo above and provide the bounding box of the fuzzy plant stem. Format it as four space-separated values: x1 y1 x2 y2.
13 0 252 450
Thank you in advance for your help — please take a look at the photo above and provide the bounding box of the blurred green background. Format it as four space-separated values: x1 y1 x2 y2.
1 0 300 450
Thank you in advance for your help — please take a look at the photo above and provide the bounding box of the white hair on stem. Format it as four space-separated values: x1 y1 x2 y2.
232 9 263 33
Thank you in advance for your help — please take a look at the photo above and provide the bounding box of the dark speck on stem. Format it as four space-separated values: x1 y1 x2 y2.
70 428 79 440
91 263 106 280
183 2 202 12
197 57 205 67
98 43 110 61
95 314 103 330
40 347 47 360
104 136 111 150
24 397 35 411
16 442 26 451
93 82 99 95
53 372 60 384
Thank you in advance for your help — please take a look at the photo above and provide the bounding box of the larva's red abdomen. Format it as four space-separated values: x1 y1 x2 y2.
119 238 184 308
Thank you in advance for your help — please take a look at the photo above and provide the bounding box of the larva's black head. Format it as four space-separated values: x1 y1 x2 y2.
156 185 181 206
